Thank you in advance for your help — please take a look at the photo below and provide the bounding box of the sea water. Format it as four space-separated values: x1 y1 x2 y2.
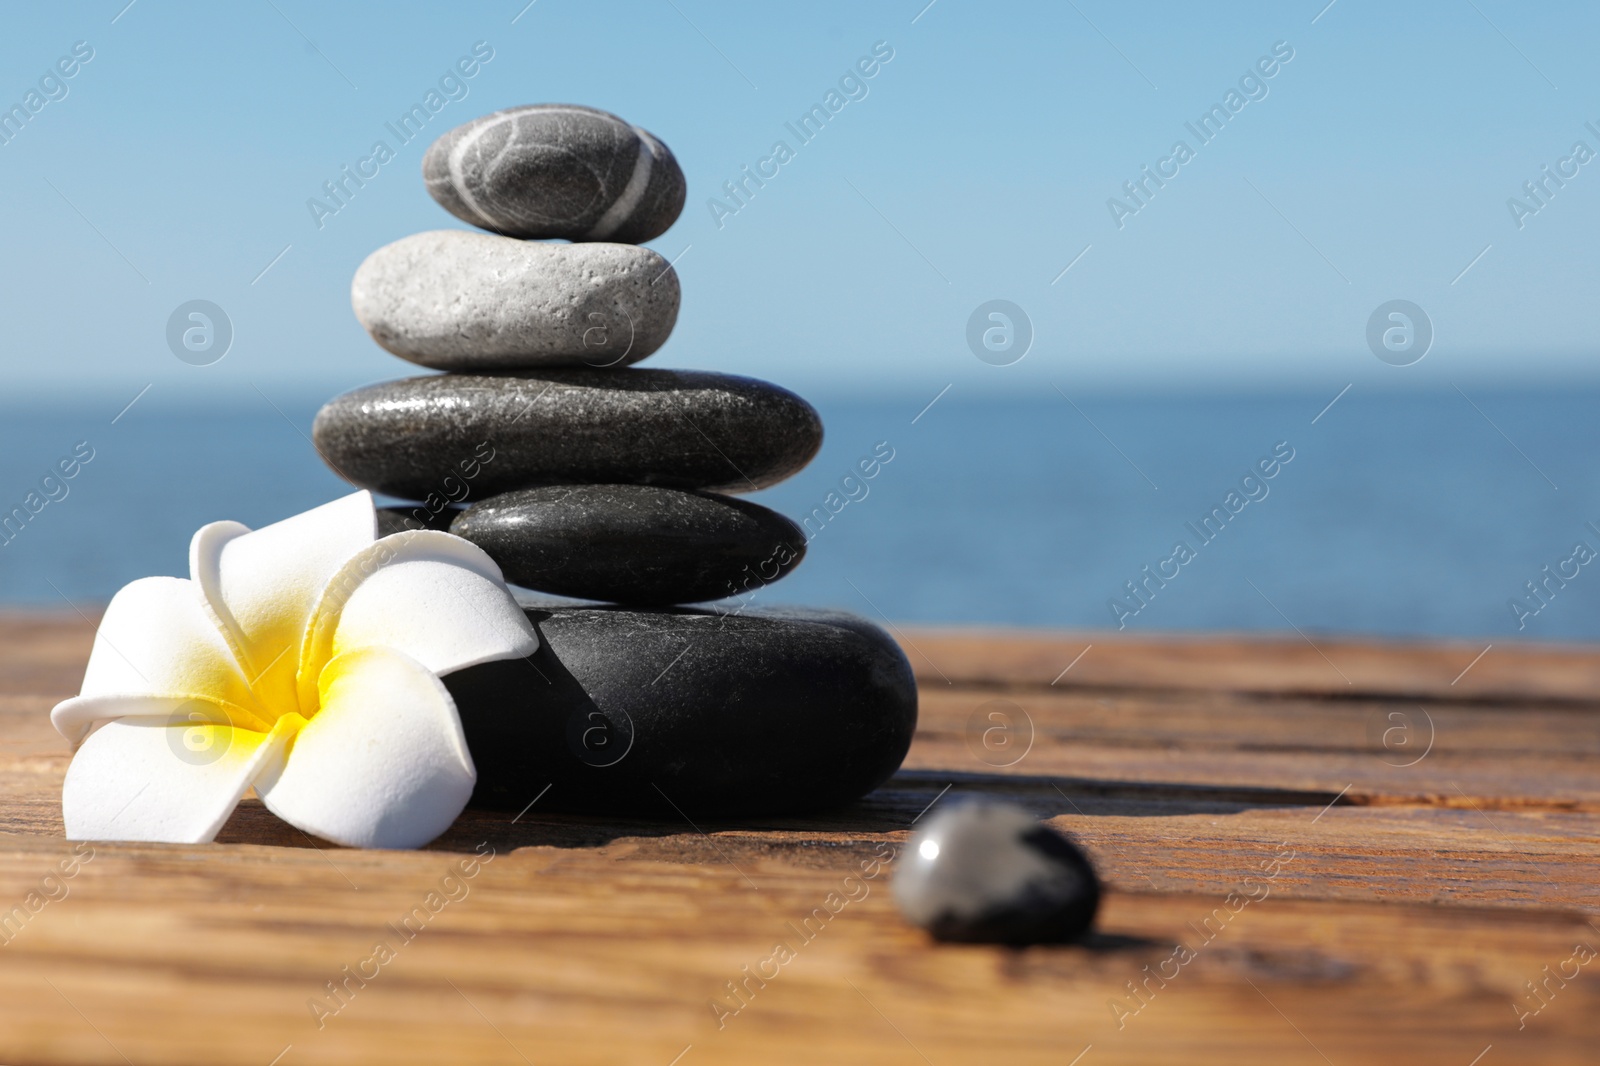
2 388 1595 642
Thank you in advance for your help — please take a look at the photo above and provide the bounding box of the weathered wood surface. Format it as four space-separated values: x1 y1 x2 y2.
0 613 1595 1064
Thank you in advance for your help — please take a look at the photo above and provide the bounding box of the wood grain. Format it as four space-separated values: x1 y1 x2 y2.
0 615 1594 1065
898 624 1598 702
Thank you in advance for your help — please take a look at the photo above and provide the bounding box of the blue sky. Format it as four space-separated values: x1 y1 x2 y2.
1 0 1596 405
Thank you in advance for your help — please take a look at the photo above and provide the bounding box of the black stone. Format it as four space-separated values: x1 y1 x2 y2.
892 800 1100 945
375 503 462 536
450 485 806 605
445 604 917 816
423 104 686 243
312 369 823 500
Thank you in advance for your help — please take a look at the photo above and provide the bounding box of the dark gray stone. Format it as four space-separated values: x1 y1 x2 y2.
423 104 686 243
450 485 806 605
893 800 1100 945
375 504 462 536
445 604 917 816
351 231 679 371
312 369 823 500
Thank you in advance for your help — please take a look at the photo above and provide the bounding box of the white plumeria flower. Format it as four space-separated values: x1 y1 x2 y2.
50 491 537 850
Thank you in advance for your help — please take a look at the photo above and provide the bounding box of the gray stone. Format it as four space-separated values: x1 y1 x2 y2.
893 800 1100 944
351 230 679 370
375 504 461 536
445 604 918 816
450 485 806 605
312 369 823 500
423 104 685 243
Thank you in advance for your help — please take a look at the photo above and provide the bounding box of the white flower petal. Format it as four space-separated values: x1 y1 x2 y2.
61 577 257 740
62 715 287 843
257 647 474 849
52 694 271 748
187 519 251 661
191 491 377 705
297 530 537 709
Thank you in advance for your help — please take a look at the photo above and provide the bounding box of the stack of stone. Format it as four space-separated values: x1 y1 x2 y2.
311 105 917 818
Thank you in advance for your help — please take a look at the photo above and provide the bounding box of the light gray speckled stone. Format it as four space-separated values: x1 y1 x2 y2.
894 800 1100 944
423 104 686 243
311 368 824 500
352 230 679 370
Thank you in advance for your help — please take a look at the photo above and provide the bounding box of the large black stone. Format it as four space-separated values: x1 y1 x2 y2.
311 369 823 500
444 604 917 816
450 485 806 605
423 104 686 243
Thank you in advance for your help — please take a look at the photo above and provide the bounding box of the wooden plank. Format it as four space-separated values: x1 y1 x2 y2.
908 688 1600 813
898 625 1600 703
0 614 1596 1062
911 684 1600 807
0 834 1593 1065
21 613 1600 705
917 685 1600 756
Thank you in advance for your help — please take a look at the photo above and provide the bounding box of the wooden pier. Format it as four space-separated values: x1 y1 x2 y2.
0 614 1593 1064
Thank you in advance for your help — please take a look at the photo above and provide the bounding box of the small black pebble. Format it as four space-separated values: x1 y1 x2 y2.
892 799 1100 945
